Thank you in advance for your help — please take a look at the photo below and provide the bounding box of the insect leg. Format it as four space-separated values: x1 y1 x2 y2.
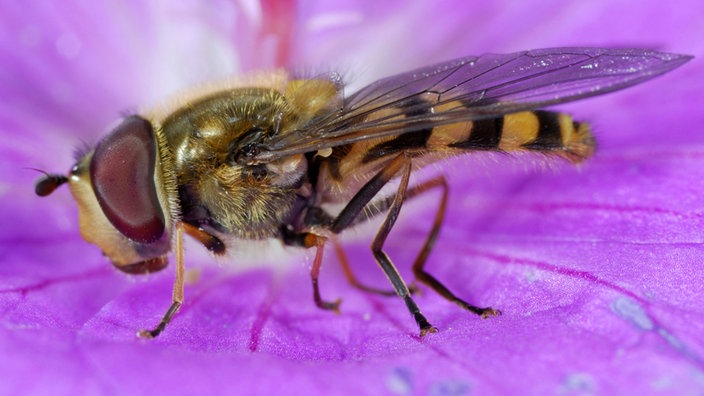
331 237 397 296
282 229 341 311
309 234 342 312
408 178 501 318
137 223 185 339
335 178 450 296
327 177 465 296
181 222 225 255
331 154 437 337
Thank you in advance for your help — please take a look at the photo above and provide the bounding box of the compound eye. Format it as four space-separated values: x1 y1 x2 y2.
90 116 165 243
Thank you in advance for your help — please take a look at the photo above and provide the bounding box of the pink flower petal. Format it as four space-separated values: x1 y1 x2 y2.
1 1 703 395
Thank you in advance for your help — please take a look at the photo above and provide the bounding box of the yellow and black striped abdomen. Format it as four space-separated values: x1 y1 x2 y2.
322 110 595 187
426 110 595 163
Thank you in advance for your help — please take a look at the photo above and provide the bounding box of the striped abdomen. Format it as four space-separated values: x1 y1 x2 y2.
321 110 595 190
442 110 595 163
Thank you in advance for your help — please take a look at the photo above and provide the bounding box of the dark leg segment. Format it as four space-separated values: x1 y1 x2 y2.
409 178 501 319
182 222 225 254
330 154 436 336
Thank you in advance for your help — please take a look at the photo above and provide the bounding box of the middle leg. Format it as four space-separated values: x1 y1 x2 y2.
329 154 437 336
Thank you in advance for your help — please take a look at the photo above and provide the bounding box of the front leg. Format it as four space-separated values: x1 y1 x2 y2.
137 223 186 338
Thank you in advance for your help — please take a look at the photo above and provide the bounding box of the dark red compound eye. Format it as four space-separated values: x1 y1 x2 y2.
90 116 166 243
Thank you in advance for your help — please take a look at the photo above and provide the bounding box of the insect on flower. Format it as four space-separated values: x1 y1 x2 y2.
35 47 691 338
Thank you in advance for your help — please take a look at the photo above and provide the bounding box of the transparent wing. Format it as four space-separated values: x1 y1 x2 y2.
250 47 691 162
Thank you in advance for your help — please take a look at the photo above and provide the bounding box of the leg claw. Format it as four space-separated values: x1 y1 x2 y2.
479 307 502 319
420 325 439 337
317 298 342 314
137 329 156 339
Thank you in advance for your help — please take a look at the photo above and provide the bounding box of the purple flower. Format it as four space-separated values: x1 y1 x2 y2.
2 1 703 395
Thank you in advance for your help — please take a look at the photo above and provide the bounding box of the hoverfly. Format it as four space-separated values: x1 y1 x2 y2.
35 48 691 338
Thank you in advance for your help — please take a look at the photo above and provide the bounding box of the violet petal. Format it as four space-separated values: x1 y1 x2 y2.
1 1 703 395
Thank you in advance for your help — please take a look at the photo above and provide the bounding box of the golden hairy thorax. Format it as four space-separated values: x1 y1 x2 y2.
149 75 342 239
